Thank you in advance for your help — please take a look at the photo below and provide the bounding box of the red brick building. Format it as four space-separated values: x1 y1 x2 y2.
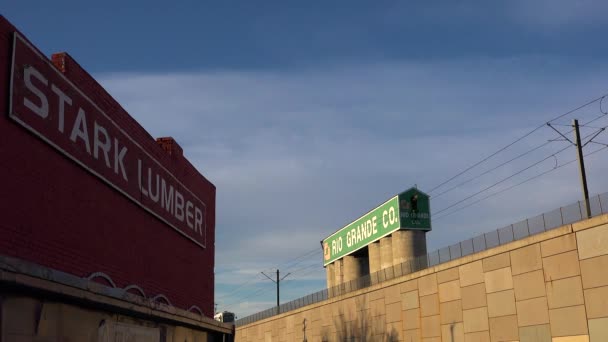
0 14 216 319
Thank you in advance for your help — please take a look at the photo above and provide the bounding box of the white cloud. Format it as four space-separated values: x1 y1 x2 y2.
97 57 608 317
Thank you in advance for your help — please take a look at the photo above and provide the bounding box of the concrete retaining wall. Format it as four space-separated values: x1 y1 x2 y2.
236 214 608 342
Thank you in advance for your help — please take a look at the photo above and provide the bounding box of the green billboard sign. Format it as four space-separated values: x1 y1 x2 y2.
323 188 430 266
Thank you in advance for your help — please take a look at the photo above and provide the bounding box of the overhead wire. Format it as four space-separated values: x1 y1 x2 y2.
433 143 573 216
432 117 608 217
431 141 552 200
434 144 608 221
215 247 321 301
428 93 608 194
215 273 268 300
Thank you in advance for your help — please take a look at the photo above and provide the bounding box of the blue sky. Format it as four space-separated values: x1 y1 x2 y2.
4 1 608 318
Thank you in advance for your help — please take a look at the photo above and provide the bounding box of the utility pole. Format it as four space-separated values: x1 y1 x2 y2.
548 119 605 219
261 269 290 314
573 119 592 218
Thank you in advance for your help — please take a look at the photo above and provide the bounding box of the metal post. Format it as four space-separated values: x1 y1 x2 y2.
542 213 546 231
261 269 290 316
574 119 592 218
276 269 280 313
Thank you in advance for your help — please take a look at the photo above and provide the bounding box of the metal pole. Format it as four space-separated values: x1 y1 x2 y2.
276 269 280 314
574 119 592 218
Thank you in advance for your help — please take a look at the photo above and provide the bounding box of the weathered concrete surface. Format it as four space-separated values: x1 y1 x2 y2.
237 213 608 342
392 230 427 265
0 255 233 342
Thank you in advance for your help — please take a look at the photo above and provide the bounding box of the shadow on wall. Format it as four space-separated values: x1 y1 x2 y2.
318 298 400 342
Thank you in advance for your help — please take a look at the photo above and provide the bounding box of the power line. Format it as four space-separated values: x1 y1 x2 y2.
433 121 608 217
215 273 266 300
434 144 608 221
215 247 321 301
221 285 276 311
431 141 552 199
433 144 573 216
432 113 608 200
428 93 608 194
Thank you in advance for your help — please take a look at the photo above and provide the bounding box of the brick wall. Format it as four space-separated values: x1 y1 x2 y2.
0 16 216 317
236 215 608 342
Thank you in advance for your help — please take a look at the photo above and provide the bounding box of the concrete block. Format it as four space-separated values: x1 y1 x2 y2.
489 315 519 342
577 224 608 260
420 294 439 317
516 297 550 327
546 276 584 309
441 322 464 342
459 261 484 287
487 290 516 318
403 290 419 310
511 244 542 275
549 305 588 337
461 283 487 310
370 298 386 317
552 336 590 342
403 308 421 330
543 250 581 282
371 314 386 335
541 233 577 258
386 302 401 323
572 213 608 232
483 253 511 273
580 255 608 289
369 288 385 301
464 331 490 342
437 267 460 284
401 279 418 293
343 297 357 322
484 267 514 293
513 269 546 301
463 307 489 333
422 338 441 342
403 329 421 342
584 286 608 318
385 284 402 305
439 279 461 303
440 300 463 325
519 324 551 342
421 315 441 338
589 317 608 342
419 273 438 296
386 321 402 340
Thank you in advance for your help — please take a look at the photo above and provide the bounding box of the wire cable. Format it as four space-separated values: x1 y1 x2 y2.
428 93 608 194
434 144 608 221
431 141 552 199
433 144 573 216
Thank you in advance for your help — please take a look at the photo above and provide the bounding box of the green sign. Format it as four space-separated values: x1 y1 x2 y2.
323 188 430 266
398 188 431 230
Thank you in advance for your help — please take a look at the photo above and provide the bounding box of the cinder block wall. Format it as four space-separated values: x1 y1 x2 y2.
236 214 608 342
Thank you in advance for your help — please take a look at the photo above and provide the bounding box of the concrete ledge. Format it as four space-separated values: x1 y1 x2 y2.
0 255 232 334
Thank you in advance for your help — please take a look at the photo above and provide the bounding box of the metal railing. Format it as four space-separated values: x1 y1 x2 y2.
236 193 607 326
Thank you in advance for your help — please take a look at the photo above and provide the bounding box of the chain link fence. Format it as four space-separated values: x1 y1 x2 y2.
236 193 607 326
